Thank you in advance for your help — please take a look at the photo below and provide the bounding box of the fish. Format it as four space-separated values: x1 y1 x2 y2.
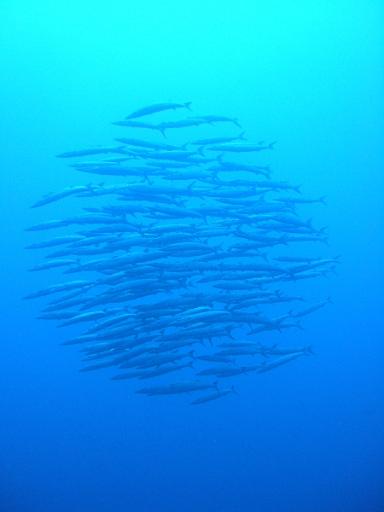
257 352 307 373
136 381 218 395
125 102 192 119
291 298 332 318
206 142 276 152
191 386 236 404
29 259 77 272
25 235 84 249
24 280 92 299
115 137 183 151
190 133 246 146
192 115 241 127
112 120 164 133
31 186 94 208
56 146 125 158
156 118 207 134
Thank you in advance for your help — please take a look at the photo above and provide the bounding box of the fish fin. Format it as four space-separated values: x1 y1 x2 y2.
226 327 235 339
261 166 272 178
197 145 205 156
158 126 167 138
184 101 192 110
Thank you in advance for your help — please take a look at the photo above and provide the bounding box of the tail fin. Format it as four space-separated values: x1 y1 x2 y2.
184 101 192 111
226 326 235 339
239 131 247 141
233 118 242 128
231 385 239 395
197 145 205 156
268 141 277 150
263 166 272 179
294 184 302 194
216 153 224 163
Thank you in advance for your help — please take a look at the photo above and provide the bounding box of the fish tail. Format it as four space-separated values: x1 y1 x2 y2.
197 145 205 156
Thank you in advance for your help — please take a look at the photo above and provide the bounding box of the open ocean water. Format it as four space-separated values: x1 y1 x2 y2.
0 1 383 511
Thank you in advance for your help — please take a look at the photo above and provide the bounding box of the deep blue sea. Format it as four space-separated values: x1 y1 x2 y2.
1 2 383 511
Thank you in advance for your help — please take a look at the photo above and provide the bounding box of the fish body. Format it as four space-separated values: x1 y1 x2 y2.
207 142 276 152
57 146 125 158
257 352 306 373
136 381 218 395
191 386 235 404
125 102 192 119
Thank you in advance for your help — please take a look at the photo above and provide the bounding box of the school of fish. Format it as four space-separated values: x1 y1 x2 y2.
25 102 337 404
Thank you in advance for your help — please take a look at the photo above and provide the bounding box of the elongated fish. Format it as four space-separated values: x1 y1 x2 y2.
57 146 125 158
207 142 276 153
191 386 236 405
125 102 192 119
136 381 218 395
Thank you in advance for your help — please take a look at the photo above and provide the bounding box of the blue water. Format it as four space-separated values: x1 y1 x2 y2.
1 1 383 511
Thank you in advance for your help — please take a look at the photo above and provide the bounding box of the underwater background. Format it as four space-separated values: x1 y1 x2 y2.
0 1 383 511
